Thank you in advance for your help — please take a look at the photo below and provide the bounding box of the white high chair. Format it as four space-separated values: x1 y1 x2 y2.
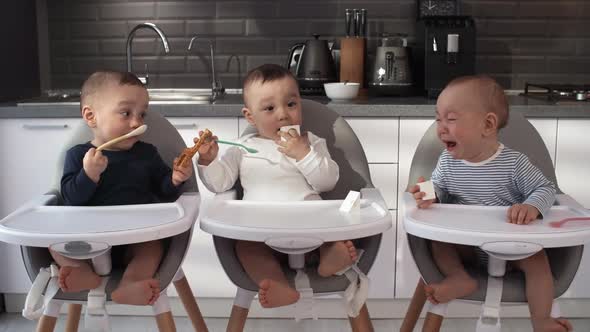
199 99 392 331
399 113 590 332
0 111 208 332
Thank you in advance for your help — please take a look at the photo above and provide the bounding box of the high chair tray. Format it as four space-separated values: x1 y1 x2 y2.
0 192 200 247
403 192 590 248
200 188 391 243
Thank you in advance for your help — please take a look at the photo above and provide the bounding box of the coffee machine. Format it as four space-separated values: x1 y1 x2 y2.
414 16 476 98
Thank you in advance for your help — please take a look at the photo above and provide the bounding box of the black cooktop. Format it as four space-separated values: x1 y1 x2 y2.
522 82 589 102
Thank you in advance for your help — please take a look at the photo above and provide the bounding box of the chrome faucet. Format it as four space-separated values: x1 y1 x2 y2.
126 22 170 85
188 35 225 100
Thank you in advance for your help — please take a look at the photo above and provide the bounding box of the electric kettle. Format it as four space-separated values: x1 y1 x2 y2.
287 34 337 94
368 34 414 96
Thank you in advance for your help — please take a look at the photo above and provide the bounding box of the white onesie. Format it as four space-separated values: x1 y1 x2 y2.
198 131 339 201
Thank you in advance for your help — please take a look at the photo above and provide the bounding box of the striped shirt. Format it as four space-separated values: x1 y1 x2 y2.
431 143 556 217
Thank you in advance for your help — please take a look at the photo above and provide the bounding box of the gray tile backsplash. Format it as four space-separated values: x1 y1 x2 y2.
45 0 590 89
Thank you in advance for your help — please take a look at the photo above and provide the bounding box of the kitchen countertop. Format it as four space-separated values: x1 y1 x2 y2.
1 94 589 119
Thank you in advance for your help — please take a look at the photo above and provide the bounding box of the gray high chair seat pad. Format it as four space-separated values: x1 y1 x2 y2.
213 99 383 293
21 111 198 301
406 112 584 302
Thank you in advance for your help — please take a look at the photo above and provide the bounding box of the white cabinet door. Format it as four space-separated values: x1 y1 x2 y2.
370 164 398 210
345 118 399 163
367 214 396 299
396 118 434 298
554 119 590 298
555 119 590 209
527 118 557 166
0 118 80 293
168 117 239 298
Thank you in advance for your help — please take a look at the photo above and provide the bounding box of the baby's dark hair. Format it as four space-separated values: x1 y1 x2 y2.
80 70 144 111
446 75 509 129
242 64 298 106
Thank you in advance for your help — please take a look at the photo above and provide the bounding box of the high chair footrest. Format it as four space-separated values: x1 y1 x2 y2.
476 316 501 332
294 288 316 321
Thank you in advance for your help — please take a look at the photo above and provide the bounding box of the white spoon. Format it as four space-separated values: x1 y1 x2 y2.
96 124 148 151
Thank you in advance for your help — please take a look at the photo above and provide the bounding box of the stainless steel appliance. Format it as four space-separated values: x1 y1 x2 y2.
522 83 590 103
368 34 414 96
414 16 476 98
287 34 337 94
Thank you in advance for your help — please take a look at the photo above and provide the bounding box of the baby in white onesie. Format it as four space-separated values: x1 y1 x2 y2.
196 64 357 308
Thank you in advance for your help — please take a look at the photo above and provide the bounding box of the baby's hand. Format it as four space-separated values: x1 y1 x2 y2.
83 148 108 183
196 131 218 166
507 204 540 225
408 176 436 209
275 129 311 161
172 157 193 186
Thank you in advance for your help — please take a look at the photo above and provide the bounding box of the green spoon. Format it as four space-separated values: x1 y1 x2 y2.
217 139 258 153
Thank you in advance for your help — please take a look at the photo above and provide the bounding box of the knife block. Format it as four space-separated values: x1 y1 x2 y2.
340 37 366 96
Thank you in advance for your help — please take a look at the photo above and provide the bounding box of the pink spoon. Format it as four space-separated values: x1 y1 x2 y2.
549 217 590 228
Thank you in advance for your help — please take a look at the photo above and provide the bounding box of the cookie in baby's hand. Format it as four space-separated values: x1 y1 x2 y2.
417 180 436 201
279 125 301 142
176 129 213 167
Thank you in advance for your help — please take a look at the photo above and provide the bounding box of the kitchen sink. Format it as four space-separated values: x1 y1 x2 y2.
17 88 242 106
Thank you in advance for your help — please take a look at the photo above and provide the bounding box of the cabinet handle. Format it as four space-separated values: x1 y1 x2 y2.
172 123 198 130
22 124 69 130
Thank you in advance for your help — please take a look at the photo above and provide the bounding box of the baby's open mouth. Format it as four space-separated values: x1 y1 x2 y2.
444 140 457 149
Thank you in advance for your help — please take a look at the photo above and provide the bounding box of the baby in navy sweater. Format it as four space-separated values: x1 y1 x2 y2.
53 70 192 306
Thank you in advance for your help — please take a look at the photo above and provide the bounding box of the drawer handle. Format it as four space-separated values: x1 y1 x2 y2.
22 124 69 130
172 123 198 130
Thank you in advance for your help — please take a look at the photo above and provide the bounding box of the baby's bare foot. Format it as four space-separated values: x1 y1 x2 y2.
258 279 300 308
532 317 572 332
424 273 477 304
58 266 101 293
111 279 160 306
318 240 357 277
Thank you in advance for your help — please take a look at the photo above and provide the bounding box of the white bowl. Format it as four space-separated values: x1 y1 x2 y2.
323 82 360 101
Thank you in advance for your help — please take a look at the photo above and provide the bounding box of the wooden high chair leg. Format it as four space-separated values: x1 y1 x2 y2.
226 305 249 332
348 304 374 332
174 275 208 332
422 312 443 332
65 303 83 332
36 315 57 332
155 311 177 332
400 279 428 332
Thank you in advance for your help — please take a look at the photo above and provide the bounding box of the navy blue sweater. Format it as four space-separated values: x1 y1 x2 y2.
61 141 180 206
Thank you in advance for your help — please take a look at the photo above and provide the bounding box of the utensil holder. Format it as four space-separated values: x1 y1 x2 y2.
340 37 366 96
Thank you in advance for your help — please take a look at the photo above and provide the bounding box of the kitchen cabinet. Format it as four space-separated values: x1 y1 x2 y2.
555 119 590 209
554 119 590 298
344 119 399 299
345 118 399 163
0 118 79 293
369 164 398 210
366 215 396 299
396 118 434 298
